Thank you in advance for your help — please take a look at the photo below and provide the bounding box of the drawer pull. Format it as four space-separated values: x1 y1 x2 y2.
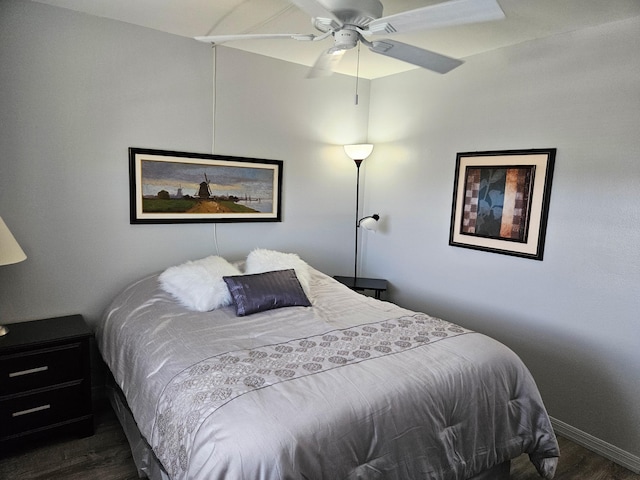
9 366 49 377
12 404 51 417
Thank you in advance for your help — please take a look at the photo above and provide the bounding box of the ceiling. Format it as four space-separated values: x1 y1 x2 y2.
31 0 640 79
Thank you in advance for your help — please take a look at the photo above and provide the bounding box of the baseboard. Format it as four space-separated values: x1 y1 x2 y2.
550 416 640 474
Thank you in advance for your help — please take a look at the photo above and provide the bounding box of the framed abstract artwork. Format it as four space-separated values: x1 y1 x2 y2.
129 148 283 224
449 148 556 260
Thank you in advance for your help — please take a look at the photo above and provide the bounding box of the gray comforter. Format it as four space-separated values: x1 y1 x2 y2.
96 267 559 480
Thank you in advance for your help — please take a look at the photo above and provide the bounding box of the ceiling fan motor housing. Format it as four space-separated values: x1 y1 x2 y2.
333 27 359 50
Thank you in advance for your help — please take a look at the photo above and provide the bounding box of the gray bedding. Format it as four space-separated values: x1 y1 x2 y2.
96 266 559 480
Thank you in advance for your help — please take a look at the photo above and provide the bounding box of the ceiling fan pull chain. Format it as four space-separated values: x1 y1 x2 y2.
355 42 361 105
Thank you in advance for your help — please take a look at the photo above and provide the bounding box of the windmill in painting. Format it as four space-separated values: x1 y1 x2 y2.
198 173 212 199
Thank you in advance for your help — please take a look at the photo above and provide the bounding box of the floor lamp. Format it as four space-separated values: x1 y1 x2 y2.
0 216 27 336
343 144 378 282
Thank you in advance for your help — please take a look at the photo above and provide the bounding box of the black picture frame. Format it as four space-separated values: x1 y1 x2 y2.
449 148 556 260
129 148 283 224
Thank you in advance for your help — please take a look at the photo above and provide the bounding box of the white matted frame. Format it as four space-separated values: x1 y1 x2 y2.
449 148 556 260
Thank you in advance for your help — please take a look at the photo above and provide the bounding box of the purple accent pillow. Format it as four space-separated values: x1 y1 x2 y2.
223 269 311 316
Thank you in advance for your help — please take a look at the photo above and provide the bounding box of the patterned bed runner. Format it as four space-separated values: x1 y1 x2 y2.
151 313 472 479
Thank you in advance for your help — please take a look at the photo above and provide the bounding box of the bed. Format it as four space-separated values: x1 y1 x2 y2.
96 250 559 480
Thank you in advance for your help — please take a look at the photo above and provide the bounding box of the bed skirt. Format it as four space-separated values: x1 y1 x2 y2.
106 377 510 480
467 461 510 480
107 378 169 480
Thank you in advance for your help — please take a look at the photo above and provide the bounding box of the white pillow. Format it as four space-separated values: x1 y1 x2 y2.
159 255 241 312
245 249 312 297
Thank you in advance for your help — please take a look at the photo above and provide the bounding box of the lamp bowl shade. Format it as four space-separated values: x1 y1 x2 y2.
344 144 374 161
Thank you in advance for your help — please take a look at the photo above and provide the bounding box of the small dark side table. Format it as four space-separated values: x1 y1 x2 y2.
333 276 388 300
0 314 94 451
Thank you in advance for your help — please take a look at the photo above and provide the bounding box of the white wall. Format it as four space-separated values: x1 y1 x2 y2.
0 1 370 326
207 46 372 269
2 0 639 470
366 16 640 463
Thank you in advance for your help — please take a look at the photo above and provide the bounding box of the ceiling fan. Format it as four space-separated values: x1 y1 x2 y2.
195 0 505 78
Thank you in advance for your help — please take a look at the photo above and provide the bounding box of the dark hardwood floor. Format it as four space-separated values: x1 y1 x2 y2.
1 402 638 479
0 401 139 480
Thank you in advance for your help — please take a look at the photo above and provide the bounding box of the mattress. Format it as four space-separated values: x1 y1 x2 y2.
96 265 559 479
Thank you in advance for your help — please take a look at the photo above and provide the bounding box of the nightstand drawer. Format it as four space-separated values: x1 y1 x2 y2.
0 343 84 395
0 382 88 438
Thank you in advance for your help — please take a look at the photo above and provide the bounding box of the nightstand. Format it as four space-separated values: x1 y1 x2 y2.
333 276 388 300
0 314 93 449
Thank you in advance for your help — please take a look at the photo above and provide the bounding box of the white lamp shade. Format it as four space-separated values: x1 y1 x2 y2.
0 217 27 266
360 215 380 232
344 144 374 161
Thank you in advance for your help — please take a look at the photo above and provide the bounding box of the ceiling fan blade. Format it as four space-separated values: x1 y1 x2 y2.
367 0 504 35
368 39 463 74
289 0 343 28
306 49 346 79
195 33 316 44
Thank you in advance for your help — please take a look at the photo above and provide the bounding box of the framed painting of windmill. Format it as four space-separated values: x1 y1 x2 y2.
129 148 283 224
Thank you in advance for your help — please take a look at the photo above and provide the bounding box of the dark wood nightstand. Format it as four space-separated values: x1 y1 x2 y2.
0 314 94 449
333 276 388 299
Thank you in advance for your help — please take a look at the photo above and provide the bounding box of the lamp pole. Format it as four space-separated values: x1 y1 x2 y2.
353 159 363 283
343 144 373 285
